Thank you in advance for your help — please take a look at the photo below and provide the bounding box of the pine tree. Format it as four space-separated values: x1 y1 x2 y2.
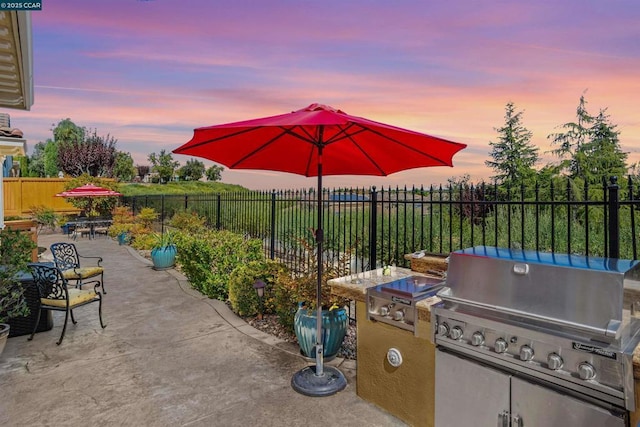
485 102 539 187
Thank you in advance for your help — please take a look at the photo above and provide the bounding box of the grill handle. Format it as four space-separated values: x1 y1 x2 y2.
439 289 621 341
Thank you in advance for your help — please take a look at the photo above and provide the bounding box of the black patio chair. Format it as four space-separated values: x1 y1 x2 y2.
27 263 105 345
50 242 106 293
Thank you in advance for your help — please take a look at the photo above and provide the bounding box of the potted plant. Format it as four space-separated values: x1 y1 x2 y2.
277 238 351 361
0 229 37 355
150 229 177 270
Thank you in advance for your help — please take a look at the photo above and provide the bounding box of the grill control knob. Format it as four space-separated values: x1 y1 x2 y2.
547 353 563 370
380 306 390 316
519 345 534 361
494 338 508 354
449 326 463 340
394 309 405 321
471 332 485 346
578 362 596 380
437 322 450 337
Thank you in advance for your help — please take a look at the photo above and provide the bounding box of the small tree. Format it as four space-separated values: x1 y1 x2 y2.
177 158 205 181
148 149 179 183
136 165 150 179
113 151 136 182
205 164 224 182
43 140 59 177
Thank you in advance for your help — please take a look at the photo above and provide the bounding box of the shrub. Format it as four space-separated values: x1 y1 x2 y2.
170 210 207 234
0 229 37 322
228 260 288 316
176 229 264 300
108 206 135 238
29 205 58 234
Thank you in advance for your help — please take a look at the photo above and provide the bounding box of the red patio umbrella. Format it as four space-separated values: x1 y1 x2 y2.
56 183 122 217
173 103 466 396
56 183 122 198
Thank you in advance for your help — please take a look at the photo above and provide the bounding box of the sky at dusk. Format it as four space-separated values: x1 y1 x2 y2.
6 0 640 190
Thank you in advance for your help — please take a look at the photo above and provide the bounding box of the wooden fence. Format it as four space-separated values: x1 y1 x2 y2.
3 178 81 218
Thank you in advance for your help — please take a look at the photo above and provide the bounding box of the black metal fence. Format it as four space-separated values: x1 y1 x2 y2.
123 176 640 275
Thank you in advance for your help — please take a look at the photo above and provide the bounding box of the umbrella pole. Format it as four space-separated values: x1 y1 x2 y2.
291 139 346 397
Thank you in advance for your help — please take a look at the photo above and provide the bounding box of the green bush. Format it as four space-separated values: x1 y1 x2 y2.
170 210 207 234
228 260 288 316
176 229 265 300
0 229 37 322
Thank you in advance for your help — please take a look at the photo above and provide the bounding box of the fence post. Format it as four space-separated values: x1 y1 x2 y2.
161 195 165 234
608 176 620 259
369 186 378 269
270 189 276 259
184 195 188 210
216 194 221 230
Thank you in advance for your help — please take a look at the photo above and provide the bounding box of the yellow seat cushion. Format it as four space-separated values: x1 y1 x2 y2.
61 267 103 280
42 288 98 308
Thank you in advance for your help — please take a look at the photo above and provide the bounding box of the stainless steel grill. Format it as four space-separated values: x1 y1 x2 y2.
432 246 640 426
367 275 443 334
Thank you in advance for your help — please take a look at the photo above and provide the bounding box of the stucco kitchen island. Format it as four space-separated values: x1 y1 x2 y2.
330 263 640 427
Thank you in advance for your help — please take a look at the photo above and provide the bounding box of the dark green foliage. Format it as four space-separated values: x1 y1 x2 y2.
205 165 224 182
486 102 539 187
176 229 265 300
548 94 627 184
177 158 205 181
113 151 136 182
0 229 37 323
228 260 288 316
148 149 179 183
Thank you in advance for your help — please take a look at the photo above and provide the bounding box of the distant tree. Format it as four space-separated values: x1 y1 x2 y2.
548 94 627 184
548 94 593 178
205 164 224 182
148 149 179 183
113 151 136 182
177 158 205 181
57 129 117 177
136 164 150 178
27 141 46 177
53 118 85 144
485 102 539 187
43 139 59 177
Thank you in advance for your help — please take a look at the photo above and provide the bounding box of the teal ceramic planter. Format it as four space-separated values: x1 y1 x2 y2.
117 232 131 245
294 306 348 361
151 244 177 270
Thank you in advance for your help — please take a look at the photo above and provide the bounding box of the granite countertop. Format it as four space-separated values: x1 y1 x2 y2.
328 267 443 321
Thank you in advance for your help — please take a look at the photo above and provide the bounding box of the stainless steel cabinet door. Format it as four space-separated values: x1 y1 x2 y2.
511 377 626 427
435 350 511 427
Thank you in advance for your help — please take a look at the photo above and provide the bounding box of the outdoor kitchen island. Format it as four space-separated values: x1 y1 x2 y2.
329 261 640 427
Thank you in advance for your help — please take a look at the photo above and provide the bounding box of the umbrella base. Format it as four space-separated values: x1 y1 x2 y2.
291 365 347 397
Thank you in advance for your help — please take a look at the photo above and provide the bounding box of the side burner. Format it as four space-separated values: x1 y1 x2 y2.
368 275 443 334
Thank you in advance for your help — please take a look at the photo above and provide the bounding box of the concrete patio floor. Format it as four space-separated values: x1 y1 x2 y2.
0 233 406 426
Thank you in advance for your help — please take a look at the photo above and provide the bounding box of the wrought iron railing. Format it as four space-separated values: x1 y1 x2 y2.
123 176 640 275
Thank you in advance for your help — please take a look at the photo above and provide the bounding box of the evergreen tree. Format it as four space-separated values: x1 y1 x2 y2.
548 95 627 184
485 102 539 186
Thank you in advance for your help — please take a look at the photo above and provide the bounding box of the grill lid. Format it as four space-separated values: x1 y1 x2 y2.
441 246 640 341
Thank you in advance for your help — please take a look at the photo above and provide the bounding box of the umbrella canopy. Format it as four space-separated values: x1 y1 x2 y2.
56 184 122 198
173 103 466 396
174 103 465 177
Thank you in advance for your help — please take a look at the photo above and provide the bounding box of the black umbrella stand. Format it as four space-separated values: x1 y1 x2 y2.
291 144 347 397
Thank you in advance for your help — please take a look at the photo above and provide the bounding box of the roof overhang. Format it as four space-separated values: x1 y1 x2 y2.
0 11 33 110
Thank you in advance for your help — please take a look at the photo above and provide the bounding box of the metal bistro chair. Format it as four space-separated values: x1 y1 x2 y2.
50 242 106 294
27 263 105 345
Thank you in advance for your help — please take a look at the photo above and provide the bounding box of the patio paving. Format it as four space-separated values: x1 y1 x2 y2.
0 232 406 426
